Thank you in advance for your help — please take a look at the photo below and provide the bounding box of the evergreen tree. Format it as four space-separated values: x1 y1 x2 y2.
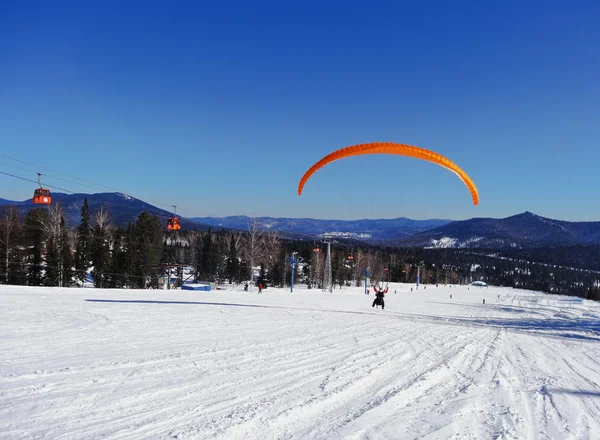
45 236 60 286
8 245 26 285
91 208 111 288
214 230 226 283
24 208 47 286
270 261 284 287
237 259 249 284
257 263 267 287
123 223 138 288
225 232 240 284
109 229 125 288
269 245 287 287
198 227 215 281
0 206 20 283
74 198 92 284
134 212 163 288
91 230 110 287
60 217 73 287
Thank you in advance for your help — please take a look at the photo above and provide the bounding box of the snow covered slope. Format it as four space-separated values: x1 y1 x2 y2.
1 284 599 439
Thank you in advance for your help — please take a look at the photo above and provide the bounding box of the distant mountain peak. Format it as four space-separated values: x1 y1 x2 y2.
394 211 600 249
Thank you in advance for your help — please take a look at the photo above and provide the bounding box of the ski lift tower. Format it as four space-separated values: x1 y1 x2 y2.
362 267 371 295
323 240 332 293
285 252 303 293
416 261 424 290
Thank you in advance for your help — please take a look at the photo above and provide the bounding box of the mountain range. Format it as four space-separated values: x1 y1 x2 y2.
392 211 600 249
2 193 600 248
190 216 451 241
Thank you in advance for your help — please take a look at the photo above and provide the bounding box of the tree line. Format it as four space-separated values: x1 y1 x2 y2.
1 199 599 301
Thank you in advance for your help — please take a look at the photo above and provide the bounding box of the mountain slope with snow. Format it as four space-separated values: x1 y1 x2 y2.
1 284 599 439
394 211 600 248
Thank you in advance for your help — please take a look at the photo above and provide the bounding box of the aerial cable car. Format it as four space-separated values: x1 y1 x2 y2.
167 205 181 231
32 173 52 204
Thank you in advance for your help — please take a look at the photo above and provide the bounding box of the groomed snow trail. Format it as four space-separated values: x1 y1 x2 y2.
1 284 599 439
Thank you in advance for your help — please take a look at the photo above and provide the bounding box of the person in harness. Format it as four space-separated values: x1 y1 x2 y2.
372 283 388 309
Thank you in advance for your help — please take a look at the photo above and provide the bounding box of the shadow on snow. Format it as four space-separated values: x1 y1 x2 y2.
85 299 600 342
86 299 270 309
544 387 600 397
85 298 385 318
397 311 600 342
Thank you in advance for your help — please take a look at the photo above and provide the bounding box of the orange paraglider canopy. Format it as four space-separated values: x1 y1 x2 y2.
297 142 479 205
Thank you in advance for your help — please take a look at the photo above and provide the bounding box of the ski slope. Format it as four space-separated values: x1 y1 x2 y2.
1 283 600 439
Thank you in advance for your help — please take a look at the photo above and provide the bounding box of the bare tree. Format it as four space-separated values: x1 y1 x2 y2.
243 216 265 285
368 252 385 285
39 204 62 240
93 206 112 236
263 232 281 267
37 204 65 286
0 206 19 283
93 206 114 258
310 248 325 288
354 249 367 287
231 229 244 255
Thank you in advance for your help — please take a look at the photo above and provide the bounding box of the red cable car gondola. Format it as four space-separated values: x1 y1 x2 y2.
32 173 52 204
167 205 181 231
167 218 180 231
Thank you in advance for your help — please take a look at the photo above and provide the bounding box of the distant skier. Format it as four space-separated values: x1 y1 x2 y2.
372 284 388 309
244 282 248 292
258 283 263 294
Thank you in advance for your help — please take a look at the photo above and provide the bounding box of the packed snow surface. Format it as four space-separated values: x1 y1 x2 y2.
2 283 600 439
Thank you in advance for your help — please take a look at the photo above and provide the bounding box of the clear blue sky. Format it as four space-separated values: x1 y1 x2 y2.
1 1 599 221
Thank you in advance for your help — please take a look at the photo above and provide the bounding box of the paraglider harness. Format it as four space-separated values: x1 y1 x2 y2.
372 283 388 309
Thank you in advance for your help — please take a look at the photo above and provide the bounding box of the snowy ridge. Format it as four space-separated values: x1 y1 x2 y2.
319 231 372 239
117 193 134 201
426 236 458 248
531 212 569 233
1 284 600 439
426 236 485 248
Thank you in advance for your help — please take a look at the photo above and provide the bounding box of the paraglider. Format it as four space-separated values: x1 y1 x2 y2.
297 142 479 205
372 283 388 309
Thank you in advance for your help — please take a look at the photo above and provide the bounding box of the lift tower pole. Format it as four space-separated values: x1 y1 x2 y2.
322 240 333 293
286 252 303 293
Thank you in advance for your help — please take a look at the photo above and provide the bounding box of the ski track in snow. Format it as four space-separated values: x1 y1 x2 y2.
1 284 600 439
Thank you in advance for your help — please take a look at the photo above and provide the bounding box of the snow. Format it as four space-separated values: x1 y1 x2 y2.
460 236 485 247
427 236 457 248
117 193 134 201
427 236 485 249
319 231 372 239
1 284 600 439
